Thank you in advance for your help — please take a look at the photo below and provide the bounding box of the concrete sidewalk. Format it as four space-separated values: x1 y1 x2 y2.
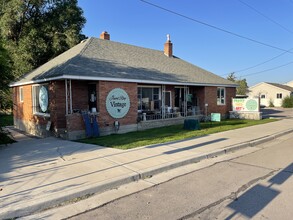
0 119 293 219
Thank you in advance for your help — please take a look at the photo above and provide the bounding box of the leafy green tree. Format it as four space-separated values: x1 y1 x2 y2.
0 39 15 145
0 0 86 78
227 72 248 96
0 38 13 110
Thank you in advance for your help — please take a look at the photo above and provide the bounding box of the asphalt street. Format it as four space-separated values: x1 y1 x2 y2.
68 132 293 220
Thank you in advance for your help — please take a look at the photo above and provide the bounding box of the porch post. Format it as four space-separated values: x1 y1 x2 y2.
162 85 166 119
65 79 68 115
184 85 187 117
65 79 72 115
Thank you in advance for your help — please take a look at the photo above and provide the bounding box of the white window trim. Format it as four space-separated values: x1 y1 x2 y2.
217 87 226 105
276 93 282 99
137 86 162 111
19 87 24 102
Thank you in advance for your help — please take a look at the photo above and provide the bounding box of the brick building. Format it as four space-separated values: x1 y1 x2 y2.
11 32 237 139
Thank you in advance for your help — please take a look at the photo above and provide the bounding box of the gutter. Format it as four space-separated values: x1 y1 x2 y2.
9 75 238 88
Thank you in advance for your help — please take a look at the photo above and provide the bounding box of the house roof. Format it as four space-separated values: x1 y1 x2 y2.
10 37 237 87
266 82 293 92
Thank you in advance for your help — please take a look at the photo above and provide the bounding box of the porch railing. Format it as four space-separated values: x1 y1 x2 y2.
138 109 203 121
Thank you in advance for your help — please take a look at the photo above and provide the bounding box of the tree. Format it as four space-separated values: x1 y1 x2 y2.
0 0 86 78
0 0 86 112
0 38 13 110
227 72 248 96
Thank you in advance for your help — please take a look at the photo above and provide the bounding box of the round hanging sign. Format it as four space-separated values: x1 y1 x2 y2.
39 86 49 112
106 88 130 118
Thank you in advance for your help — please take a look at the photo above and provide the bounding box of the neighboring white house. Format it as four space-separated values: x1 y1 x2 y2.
285 80 293 88
248 82 293 107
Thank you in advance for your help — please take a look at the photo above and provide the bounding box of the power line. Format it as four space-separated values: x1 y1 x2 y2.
238 0 293 35
140 0 293 54
219 47 293 76
240 59 293 78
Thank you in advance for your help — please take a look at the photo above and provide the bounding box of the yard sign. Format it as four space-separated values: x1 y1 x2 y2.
211 113 221 122
232 98 259 112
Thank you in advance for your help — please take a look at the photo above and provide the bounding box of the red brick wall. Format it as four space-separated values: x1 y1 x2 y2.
50 81 66 131
71 80 89 110
13 84 50 125
13 81 236 135
98 81 137 127
204 86 236 116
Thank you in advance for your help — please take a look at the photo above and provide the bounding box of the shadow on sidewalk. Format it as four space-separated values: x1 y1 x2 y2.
226 163 293 219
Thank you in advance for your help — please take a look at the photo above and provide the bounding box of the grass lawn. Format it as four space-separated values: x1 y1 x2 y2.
78 119 277 150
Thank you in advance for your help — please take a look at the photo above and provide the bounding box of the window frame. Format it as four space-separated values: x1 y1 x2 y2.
137 86 161 112
276 93 282 99
217 87 226 105
32 84 50 117
19 87 24 102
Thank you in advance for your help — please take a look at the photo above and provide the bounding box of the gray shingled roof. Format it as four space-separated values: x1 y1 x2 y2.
11 37 237 87
266 82 293 92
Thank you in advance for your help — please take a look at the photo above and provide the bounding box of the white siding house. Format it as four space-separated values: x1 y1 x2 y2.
248 82 293 107
285 80 293 88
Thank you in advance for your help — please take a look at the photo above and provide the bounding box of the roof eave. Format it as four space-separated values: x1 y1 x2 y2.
10 75 238 88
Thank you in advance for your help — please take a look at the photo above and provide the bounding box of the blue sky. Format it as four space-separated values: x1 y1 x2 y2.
77 0 293 86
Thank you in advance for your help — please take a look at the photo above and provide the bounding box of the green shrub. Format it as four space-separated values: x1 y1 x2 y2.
282 96 293 108
269 99 274 107
0 127 15 146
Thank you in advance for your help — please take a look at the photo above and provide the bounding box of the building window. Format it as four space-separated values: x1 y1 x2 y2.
276 93 282 99
217 87 225 105
19 87 24 102
138 87 161 111
32 84 50 115
260 94 266 99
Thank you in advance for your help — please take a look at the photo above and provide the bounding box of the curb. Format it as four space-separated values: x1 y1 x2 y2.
2 128 293 219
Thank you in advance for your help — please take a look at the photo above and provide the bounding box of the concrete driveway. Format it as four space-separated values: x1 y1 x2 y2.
261 107 293 119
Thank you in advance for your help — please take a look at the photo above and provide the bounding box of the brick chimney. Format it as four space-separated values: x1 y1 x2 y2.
164 34 173 57
100 31 110 40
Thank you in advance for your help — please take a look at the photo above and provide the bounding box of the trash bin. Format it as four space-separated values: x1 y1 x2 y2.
183 119 200 130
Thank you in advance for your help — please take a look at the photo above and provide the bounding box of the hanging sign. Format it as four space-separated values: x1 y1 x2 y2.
106 88 130 118
39 86 49 112
232 98 259 112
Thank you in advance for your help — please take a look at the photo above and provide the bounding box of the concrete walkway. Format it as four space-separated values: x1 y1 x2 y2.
0 119 293 219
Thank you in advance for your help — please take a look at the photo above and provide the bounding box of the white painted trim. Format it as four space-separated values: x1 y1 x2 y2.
217 87 226 106
10 75 238 88
19 87 24 102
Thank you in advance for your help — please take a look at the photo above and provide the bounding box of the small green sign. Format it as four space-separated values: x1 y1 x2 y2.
211 113 221 122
